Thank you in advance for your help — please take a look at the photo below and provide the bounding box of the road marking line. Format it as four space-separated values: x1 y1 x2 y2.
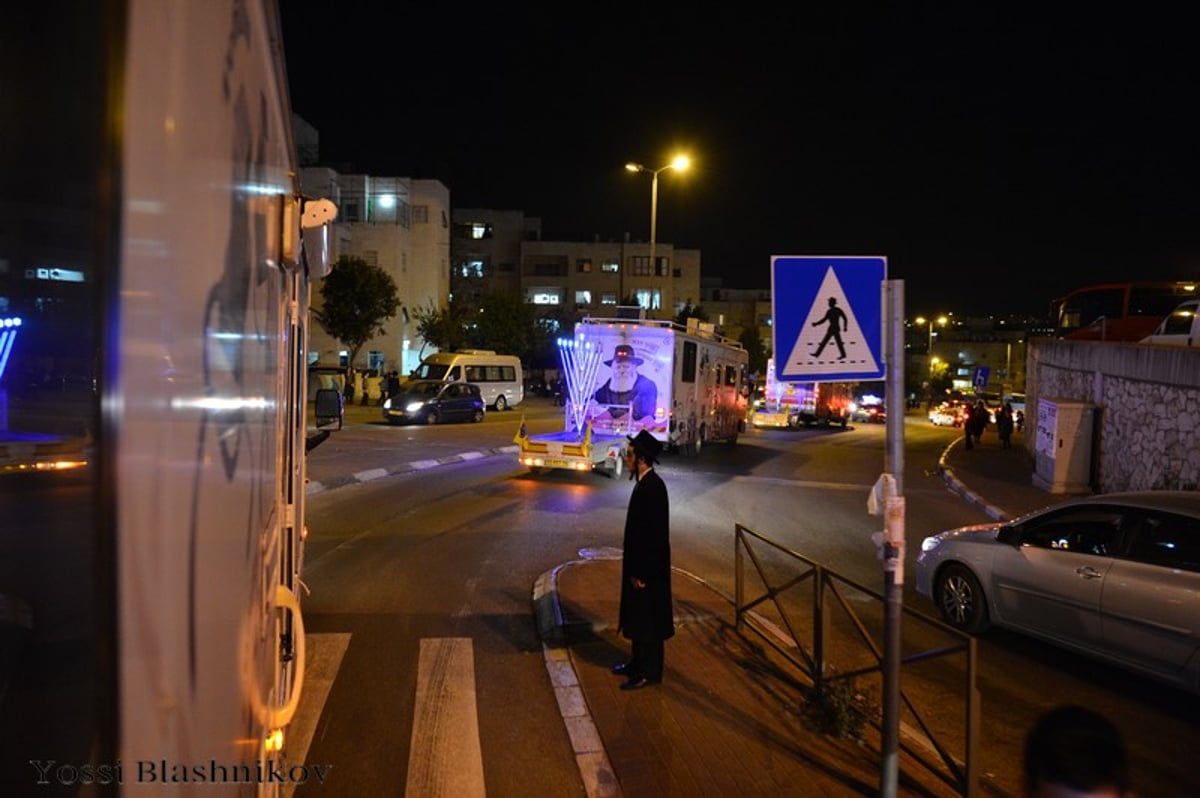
282 632 351 798
406 637 486 797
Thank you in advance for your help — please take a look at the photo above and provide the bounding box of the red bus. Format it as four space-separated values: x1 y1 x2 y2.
1050 281 1199 341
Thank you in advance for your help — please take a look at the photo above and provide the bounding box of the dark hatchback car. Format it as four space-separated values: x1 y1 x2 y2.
382 380 485 425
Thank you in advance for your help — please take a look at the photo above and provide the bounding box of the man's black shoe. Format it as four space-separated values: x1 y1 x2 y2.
620 676 659 691
611 662 635 675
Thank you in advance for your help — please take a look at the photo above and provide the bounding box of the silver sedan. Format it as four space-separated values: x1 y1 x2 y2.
915 491 1200 695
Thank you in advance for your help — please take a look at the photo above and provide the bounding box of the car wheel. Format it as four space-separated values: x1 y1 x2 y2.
495 394 507 412
472 408 484 423
935 564 990 633
425 410 439 425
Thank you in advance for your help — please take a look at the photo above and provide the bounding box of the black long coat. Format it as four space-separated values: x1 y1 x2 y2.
618 468 675 641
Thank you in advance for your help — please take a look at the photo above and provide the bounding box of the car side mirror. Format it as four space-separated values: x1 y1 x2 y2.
996 525 1021 547
314 387 344 431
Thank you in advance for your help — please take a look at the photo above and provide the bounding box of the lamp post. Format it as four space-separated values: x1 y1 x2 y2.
625 155 689 314
914 315 948 375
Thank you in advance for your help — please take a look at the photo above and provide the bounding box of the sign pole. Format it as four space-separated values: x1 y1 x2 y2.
879 279 906 797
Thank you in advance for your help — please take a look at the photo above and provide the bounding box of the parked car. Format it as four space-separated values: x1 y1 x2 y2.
928 401 966 427
382 380 485 425
915 491 1200 694
850 399 886 423
1140 298 1200 347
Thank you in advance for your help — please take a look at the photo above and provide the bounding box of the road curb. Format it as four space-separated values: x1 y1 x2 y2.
305 445 519 495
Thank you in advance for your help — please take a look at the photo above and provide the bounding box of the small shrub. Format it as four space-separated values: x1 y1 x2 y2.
804 677 869 740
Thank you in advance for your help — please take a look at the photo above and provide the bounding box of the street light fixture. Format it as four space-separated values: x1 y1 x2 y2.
914 315 949 389
625 155 690 313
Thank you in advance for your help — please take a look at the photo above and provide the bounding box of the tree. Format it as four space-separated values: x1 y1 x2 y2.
675 301 709 326
468 293 540 361
738 326 769 377
412 301 470 358
313 255 400 369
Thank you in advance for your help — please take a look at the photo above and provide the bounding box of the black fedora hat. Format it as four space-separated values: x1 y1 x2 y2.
626 429 662 464
604 344 644 367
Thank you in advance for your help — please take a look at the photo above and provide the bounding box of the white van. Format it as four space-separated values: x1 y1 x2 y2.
1141 299 1199 347
409 350 524 410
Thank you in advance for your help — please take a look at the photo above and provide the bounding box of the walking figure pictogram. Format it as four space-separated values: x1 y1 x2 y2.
810 296 848 360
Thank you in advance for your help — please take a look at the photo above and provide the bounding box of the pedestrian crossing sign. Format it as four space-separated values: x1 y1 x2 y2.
771 256 887 382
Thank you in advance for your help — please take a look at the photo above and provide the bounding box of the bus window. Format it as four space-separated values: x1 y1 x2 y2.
1051 281 1198 341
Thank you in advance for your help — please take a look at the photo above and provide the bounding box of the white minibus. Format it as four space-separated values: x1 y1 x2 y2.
409 350 524 410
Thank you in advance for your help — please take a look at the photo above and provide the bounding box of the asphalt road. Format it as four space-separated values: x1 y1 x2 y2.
292 399 1200 797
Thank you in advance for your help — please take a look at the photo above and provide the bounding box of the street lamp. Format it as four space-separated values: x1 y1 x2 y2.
914 314 949 356
625 155 689 313
914 315 948 395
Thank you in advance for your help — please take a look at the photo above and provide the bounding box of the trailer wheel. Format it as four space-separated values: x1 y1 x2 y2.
609 454 623 479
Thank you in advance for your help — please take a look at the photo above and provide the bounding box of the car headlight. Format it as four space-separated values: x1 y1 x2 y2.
920 536 943 553
383 397 392 409
405 401 425 412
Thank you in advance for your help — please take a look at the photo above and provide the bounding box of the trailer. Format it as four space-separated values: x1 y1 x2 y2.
515 313 748 474
749 358 854 428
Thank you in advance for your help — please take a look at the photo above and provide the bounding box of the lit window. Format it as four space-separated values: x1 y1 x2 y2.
577 259 593 273
600 293 617 305
601 260 619 273
531 289 562 305
634 289 661 310
458 260 484 279
470 223 493 239
575 290 592 306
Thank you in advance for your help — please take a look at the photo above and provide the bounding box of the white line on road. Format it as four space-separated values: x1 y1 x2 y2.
406 637 486 798
282 633 352 798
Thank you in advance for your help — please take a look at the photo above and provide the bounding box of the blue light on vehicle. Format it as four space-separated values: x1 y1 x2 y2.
0 317 23 381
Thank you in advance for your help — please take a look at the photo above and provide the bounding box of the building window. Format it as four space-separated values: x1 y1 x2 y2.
577 259 593 273
600 293 618 305
458 259 485 279
634 289 661 310
672 268 683 278
343 202 360 222
367 350 385 372
601 260 619 273
532 261 565 277
575 290 592 307
455 222 493 240
361 250 379 267
631 256 651 276
530 289 562 306
656 257 669 277
413 205 429 223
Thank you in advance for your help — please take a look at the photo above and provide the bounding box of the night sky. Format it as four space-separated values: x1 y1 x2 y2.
280 5 1199 316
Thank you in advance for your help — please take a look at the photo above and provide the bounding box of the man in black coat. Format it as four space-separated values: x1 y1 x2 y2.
612 430 675 690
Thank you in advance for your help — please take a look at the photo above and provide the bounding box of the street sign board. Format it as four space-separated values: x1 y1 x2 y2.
771 256 887 381
973 366 991 392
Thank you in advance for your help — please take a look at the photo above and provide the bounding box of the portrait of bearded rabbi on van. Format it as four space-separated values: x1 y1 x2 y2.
589 340 669 435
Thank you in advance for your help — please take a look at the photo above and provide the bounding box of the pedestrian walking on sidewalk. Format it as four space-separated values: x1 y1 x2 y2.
966 399 989 448
996 401 1015 449
612 429 674 690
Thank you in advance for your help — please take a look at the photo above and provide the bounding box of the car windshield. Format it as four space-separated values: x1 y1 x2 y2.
412 363 450 380
409 381 441 396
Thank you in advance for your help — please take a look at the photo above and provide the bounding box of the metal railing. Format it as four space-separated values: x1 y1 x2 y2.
734 523 980 796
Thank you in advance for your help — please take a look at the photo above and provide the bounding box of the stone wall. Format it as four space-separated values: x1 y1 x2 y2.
1026 340 1200 492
